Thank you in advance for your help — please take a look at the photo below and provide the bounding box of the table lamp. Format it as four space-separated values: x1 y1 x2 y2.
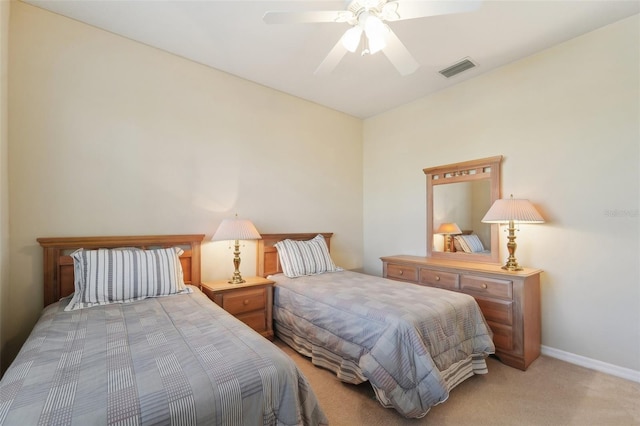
482 195 544 271
212 215 262 284
435 222 462 252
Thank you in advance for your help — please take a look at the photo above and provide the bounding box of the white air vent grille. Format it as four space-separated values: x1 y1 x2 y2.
439 58 476 78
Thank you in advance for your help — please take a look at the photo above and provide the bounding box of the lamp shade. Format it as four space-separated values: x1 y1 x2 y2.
212 218 261 242
435 223 462 235
481 197 544 224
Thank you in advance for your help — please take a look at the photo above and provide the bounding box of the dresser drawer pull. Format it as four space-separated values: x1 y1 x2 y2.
243 299 250 305
399 270 403 275
435 275 440 281
481 283 488 289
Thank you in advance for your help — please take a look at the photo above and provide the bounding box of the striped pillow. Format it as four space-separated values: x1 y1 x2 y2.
65 247 188 311
454 234 486 253
275 234 342 278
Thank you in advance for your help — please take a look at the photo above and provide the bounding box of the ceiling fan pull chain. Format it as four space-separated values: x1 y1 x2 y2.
362 37 370 56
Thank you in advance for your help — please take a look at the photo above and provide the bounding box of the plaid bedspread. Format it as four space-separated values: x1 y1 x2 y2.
0 286 327 426
272 271 495 418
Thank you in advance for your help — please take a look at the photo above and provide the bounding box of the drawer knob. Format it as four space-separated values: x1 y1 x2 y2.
399 270 403 275
435 275 440 281
243 299 250 305
481 283 488 289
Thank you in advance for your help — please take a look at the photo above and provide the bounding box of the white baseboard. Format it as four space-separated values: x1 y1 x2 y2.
541 345 640 383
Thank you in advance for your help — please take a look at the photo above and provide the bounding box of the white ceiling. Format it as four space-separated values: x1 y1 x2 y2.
24 0 640 118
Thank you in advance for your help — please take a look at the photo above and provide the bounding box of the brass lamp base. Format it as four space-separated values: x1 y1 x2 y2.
228 239 246 284
502 262 523 272
443 234 453 252
228 275 246 285
502 220 523 271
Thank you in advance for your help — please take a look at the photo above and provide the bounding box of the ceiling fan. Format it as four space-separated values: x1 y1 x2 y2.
263 0 482 76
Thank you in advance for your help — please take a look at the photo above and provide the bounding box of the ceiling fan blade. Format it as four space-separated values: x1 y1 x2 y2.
385 0 482 21
263 10 353 25
314 38 349 75
381 29 419 76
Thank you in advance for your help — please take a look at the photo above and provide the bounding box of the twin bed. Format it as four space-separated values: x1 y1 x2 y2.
0 232 495 424
258 233 495 419
0 235 327 426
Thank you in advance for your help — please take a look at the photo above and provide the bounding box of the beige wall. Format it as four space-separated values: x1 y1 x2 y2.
364 15 639 373
4 2 362 369
0 1 10 371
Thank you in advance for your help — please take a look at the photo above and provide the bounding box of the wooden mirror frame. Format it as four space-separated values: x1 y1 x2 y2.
424 156 502 264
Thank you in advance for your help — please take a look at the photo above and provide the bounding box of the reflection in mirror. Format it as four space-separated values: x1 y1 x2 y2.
425 156 502 264
433 180 491 253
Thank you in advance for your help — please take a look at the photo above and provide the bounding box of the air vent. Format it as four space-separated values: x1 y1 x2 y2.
439 58 476 78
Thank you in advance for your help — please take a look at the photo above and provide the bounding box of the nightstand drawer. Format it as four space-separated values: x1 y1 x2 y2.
386 263 418 281
419 268 459 290
461 275 512 300
237 311 267 332
222 288 266 315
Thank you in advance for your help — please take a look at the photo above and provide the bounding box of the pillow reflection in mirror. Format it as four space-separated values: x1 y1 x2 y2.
454 235 485 253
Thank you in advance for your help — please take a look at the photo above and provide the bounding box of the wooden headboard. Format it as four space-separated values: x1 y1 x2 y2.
257 233 333 277
37 234 205 307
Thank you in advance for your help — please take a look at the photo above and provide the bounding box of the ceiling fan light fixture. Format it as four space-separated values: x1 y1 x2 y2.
363 14 388 54
342 26 363 52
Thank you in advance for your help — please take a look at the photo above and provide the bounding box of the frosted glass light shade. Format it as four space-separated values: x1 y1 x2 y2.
342 26 363 52
364 14 388 54
482 198 545 224
212 218 261 241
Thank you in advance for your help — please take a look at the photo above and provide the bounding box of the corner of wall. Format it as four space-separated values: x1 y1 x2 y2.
0 0 11 374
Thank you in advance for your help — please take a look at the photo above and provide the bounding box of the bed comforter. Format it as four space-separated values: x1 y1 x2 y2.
271 271 495 418
0 286 327 426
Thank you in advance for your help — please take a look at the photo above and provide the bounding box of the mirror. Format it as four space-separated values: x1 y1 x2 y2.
425 156 502 263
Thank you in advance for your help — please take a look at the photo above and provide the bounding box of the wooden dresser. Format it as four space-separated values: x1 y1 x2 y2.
381 255 541 370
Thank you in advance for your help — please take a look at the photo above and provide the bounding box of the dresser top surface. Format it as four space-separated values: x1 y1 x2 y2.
381 255 542 277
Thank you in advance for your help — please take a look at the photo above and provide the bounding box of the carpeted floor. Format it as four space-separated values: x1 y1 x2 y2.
274 339 640 426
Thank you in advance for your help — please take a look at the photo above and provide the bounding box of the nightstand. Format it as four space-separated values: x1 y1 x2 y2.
200 276 275 340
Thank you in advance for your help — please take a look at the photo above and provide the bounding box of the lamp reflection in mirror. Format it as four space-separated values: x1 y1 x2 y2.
481 195 544 271
212 215 262 284
435 222 462 253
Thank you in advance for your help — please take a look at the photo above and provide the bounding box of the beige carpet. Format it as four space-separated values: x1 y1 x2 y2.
274 339 640 426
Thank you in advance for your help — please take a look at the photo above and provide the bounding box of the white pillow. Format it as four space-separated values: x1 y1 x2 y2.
275 234 342 278
454 234 485 253
66 247 188 311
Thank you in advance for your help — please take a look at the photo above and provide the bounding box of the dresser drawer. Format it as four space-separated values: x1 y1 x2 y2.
386 263 418 282
221 288 266 315
475 297 513 326
487 321 513 352
461 275 512 300
419 268 459 290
